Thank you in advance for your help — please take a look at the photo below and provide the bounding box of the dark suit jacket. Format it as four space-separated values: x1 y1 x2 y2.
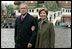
14 13 38 48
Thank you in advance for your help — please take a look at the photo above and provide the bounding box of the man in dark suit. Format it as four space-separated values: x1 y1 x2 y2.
14 3 37 48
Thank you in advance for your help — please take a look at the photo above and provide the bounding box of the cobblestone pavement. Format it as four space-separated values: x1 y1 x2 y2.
1 28 71 48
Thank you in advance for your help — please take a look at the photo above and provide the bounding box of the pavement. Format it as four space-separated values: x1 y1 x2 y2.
1 28 71 48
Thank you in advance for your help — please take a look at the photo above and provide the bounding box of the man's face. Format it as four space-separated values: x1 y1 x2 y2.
20 5 28 15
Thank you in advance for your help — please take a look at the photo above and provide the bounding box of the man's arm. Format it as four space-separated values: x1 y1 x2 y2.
27 26 36 48
28 17 38 47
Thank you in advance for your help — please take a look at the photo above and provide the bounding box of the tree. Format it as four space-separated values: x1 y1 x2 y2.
1 3 6 16
6 4 15 17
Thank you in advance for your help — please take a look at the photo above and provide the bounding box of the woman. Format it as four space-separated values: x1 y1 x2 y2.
35 8 55 48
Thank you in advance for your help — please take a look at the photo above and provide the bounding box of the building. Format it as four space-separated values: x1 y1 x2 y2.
14 1 71 26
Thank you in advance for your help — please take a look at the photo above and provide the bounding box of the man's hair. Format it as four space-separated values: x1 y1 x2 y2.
19 3 28 9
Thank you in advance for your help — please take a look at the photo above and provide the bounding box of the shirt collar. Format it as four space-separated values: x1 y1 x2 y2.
21 13 27 18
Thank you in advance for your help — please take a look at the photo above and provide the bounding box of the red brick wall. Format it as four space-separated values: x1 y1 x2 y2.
62 16 71 22
61 5 71 8
56 16 71 23
14 1 71 9
58 1 62 3
58 1 71 3
57 1 71 8
64 17 71 22
28 5 37 8
48 1 55 3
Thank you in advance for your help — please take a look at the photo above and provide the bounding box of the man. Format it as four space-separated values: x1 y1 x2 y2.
14 3 37 48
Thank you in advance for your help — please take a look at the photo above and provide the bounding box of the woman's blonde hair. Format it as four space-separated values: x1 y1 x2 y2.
39 8 48 16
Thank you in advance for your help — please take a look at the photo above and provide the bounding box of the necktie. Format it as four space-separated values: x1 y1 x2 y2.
21 16 24 22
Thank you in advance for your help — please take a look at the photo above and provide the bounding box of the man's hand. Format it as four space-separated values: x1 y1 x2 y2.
27 43 32 48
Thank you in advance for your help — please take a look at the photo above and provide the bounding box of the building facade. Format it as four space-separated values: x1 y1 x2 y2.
13 1 72 26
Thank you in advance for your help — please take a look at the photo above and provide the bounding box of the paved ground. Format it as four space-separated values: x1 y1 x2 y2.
1 27 71 48
54 28 71 48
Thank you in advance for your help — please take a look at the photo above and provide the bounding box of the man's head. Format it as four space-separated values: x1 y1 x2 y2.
20 3 28 15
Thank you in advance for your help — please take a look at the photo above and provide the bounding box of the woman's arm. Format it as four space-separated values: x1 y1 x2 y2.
49 23 55 48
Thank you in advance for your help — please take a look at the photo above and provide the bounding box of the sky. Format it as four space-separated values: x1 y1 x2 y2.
1 1 14 5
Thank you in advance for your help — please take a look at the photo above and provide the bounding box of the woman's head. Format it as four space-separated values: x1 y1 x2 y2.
39 8 48 20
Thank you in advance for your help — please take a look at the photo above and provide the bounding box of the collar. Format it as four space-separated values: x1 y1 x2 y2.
21 13 27 18
40 18 48 24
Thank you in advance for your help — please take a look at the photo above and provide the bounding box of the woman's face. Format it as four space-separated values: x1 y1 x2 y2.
40 11 47 20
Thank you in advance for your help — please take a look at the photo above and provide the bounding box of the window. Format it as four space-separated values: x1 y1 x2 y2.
68 10 69 12
50 17 51 21
66 10 67 12
29 10 31 12
54 14 56 19
37 9 38 12
63 9 64 12
55 22 57 26
58 12 60 16
63 17 64 23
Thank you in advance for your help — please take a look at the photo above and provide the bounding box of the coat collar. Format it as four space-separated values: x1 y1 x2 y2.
19 13 29 23
39 18 48 24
